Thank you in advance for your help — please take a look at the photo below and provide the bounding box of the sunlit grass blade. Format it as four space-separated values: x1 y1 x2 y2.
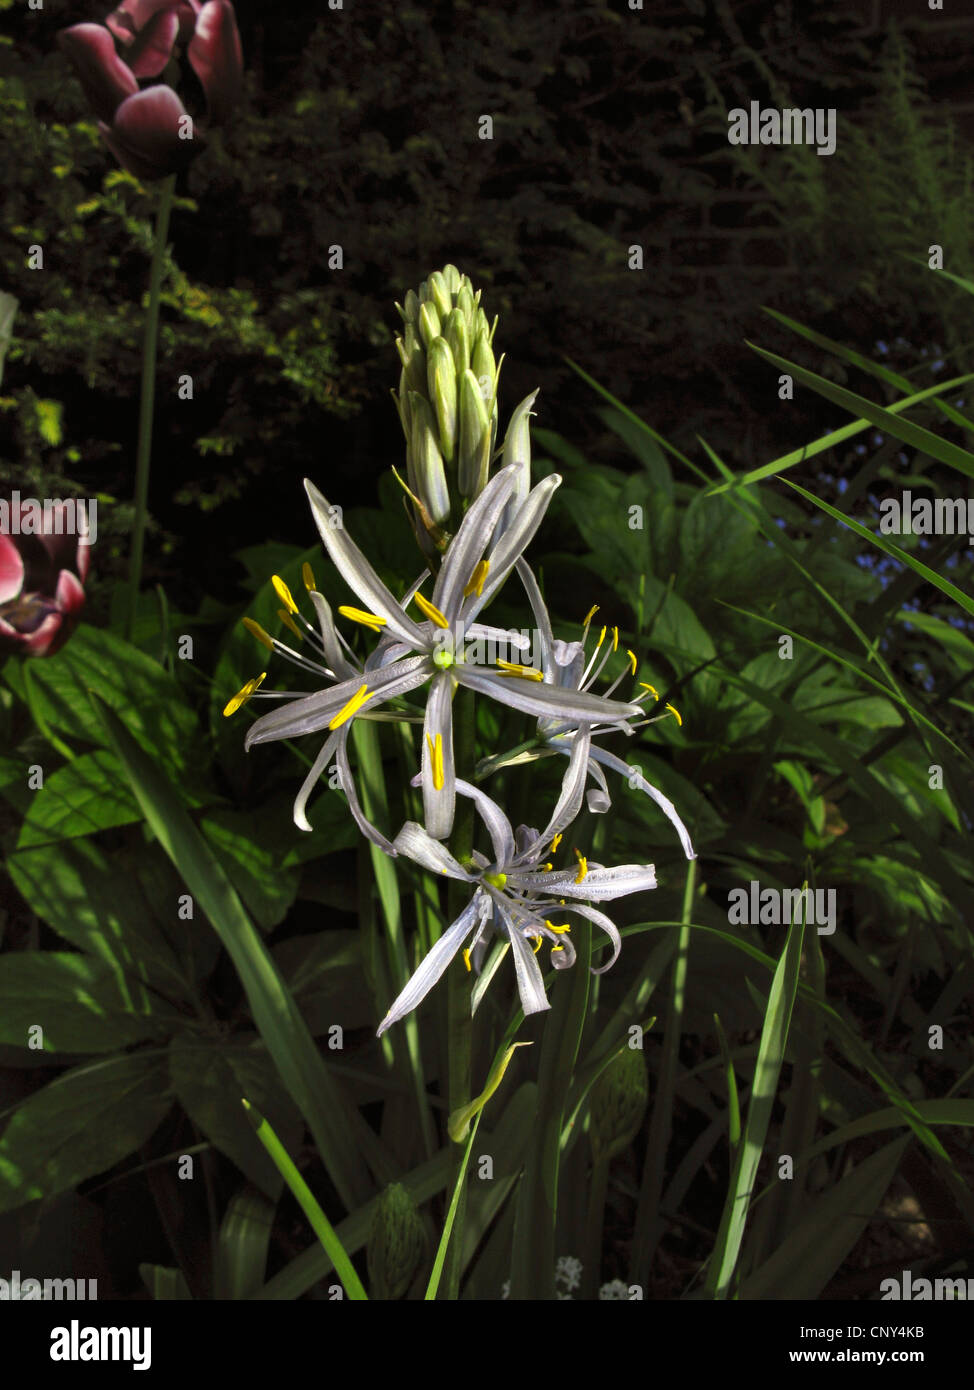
712 1013 740 1156
92 695 371 1213
241 1098 367 1300
703 890 807 1298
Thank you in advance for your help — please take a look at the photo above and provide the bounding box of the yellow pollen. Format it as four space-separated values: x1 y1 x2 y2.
463 560 490 597
595 625 606 650
272 575 299 615
665 702 683 727
426 732 445 791
545 920 571 934
462 948 472 973
541 862 553 872
278 608 303 641
573 848 588 884
612 626 619 652
532 936 543 954
639 681 660 701
339 605 387 633
302 562 317 592
223 672 266 717
328 684 371 731
243 617 275 651
495 660 544 682
582 604 599 627
551 945 564 952
551 832 563 853
626 649 638 675
414 592 450 629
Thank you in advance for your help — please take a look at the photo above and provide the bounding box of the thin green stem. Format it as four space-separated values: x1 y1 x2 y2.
581 1150 610 1300
128 174 175 641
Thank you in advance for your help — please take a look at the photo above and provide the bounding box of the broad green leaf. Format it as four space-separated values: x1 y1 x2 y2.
0 1053 171 1214
200 808 299 932
271 931 374 1034
0 952 178 1053
16 750 140 848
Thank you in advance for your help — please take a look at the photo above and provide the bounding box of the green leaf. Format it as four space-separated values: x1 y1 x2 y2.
91 694 373 1213
16 750 141 848
200 808 299 932
0 952 178 1053
0 1054 171 1214
214 1184 276 1300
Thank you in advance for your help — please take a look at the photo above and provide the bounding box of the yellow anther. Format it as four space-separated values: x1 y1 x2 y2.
595 625 606 649
426 732 445 791
573 848 588 884
222 672 266 718
612 626 619 652
328 683 371 731
665 702 683 727
532 936 543 954
626 649 638 675
278 608 303 642
541 862 553 872
639 681 660 701
551 832 563 853
495 660 544 682
462 948 472 973
339 605 387 633
272 574 299 615
551 945 564 953
302 562 317 592
463 560 490 598
243 617 275 651
545 920 571 934
414 592 450 628
583 604 599 627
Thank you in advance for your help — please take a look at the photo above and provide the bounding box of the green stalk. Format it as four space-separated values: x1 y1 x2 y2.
241 1099 368 1301
581 1149 610 1300
128 173 175 641
440 689 476 1299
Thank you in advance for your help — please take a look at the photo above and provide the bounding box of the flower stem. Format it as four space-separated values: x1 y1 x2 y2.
441 688 476 1298
128 174 175 641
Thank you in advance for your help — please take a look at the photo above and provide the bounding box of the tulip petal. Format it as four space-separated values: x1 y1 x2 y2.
107 0 200 46
58 24 138 124
125 7 179 78
101 87 195 182
188 0 244 126
53 569 86 617
0 535 24 605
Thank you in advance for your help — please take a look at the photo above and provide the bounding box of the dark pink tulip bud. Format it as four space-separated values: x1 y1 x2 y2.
57 23 138 124
0 505 89 660
107 0 200 48
187 1 243 127
99 85 196 182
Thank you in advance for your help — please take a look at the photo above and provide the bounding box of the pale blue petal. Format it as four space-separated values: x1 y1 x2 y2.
432 464 518 623
589 745 696 860
422 671 457 841
392 821 477 880
245 656 429 747
376 896 482 1036
455 778 516 867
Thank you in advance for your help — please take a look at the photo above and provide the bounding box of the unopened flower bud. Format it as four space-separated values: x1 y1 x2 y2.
444 308 470 378
418 301 440 350
456 283 476 331
427 337 458 464
471 335 497 403
589 1047 649 1162
367 1183 426 1301
458 368 492 500
426 270 452 323
410 392 450 524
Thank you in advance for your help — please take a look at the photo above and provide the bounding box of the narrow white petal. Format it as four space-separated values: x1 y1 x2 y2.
465 623 531 652
454 665 642 725
455 778 516 867
336 736 397 855
553 863 658 901
304 479 428 646
500 906 551 1018
432 464 518 621
514 558 555 678
527 725 591 858
464 474 561 623
245 656 429 747
307 590 357 681
589 745 696 860
293 729 342 832
376 897 482 1036
553 903 623 975
392 821 477 880
422 671 457 841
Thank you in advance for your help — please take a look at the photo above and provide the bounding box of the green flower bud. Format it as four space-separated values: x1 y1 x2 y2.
458 368 492 500
427 337 458 464
442 263 461 295
499 388 539 522
409 391 450 524
367 1183 426 1300
418 301 440 350
427 270 452 323
456 283 476 332
471 335 497 406
397 325 427 399
403 289 420 325
589 1048 649 1162
444 308 470 378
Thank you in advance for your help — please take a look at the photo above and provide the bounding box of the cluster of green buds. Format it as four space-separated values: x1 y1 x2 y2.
366 1182 427 1300
393 265 503 562
588 1047 649 1163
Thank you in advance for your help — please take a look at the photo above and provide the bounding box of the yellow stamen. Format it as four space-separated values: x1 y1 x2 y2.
639 681 660 701
414 592 450 629
243 617 275 651
583 604 599 627
541 862 553 872
494 659 544 682
222 672 266 717
544 920 571 934
574 848 588 884
551 945 564 952
339 605 387 633
302 562 317 592
551 832 563 853
278 608 303 641
532 936 543 954
612 625 619 652
462 948 472 973
272 575 299 615
595 625 606 650
665 702 683 727
426 732 445 791
626 649 638 675
463 560 490 598
328 683 371 731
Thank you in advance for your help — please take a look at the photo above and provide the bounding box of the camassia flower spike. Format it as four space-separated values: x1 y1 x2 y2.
243 463 645 842
376 732 658 1036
